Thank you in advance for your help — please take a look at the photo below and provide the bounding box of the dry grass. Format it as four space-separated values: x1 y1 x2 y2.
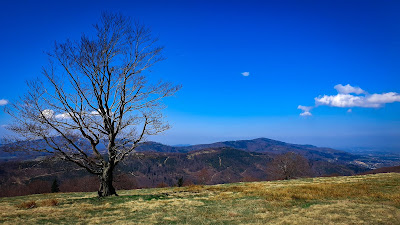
237 182 398 204
39 199 59 207
1 173 400 224
185 184 205 192
16 201 37 209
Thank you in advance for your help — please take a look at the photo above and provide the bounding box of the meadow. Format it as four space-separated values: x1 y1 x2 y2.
1 173 399 224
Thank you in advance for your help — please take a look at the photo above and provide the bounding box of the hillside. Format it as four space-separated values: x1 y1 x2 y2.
0 147 369 197
1 173 399 224
0 137 358 163
137 138 358 163
2 137 395 170
363 165 400 174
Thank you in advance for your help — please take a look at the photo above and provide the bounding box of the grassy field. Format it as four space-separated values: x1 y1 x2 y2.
1 173 400 224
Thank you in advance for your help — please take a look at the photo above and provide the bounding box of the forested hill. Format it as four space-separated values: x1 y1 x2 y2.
1 137 354 163
0 146 369 197
136 138 357 163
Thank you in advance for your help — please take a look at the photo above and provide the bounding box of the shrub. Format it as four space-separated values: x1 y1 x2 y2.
182 179 194 187
156 182 169 188
177 177 184 187
51 178 60 193
40 199 59 207
27 180 52 195
17 200 37 209
186 184 204 193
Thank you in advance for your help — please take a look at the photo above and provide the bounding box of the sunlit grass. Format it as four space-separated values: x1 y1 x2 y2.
1 173 399 224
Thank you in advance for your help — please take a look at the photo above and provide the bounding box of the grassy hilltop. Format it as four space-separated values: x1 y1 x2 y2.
1 173 400 224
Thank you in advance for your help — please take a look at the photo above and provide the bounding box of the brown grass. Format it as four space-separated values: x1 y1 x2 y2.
1 173 399 224
242 182 388 201
39 199 58 207
200 174 400 206
16 201 37 209
186 184 205 193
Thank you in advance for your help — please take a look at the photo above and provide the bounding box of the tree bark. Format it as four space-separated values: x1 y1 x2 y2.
98 164 118 197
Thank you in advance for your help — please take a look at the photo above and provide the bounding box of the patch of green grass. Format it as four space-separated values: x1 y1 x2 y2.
298 200 321 208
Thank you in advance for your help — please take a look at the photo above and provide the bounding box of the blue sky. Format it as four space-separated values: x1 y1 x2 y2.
0 0 399 149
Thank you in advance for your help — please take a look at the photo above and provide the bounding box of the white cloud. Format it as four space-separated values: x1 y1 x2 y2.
54 110 101 119
300 111 312 116
298 105 313 112
41 109 54 119
241 72 250 77
315 94 371 108
334 84 365 94
367 92 400 104
315 92 400 108
0 99 9 106
300 84 400 116
347 109 352 113
90 110 100 116
55 112 72 119
298 105 313 116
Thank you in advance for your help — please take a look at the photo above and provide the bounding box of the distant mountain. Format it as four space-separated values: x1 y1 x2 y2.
0 137 370 167
4 137 398 170
135 141 180 153
0 142 50 161
4 137 396 197
135 138 358 164
172 144 192 147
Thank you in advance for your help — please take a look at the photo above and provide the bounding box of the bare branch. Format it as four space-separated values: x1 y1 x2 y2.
4 12 181 197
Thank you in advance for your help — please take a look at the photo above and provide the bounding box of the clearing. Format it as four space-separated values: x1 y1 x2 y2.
1 173 400 224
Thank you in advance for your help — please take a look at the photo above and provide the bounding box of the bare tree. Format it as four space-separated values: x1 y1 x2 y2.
4 13 181 197
197 167 211 185
266 152 312 180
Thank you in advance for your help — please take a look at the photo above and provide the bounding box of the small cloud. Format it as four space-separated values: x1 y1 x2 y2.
300 111 312 116
90 110 100 116
347 109 352 113
41 109 54 119
298 105 313 112
55 112 72 119
241 72 250 77
298 105 313 116
51 110 101 119
334 84 365 95
0 99 9 106
54 110 102 119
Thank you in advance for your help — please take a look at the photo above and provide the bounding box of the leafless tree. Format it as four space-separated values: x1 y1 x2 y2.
197 167 211 185
4 13 181 197
266 152 312 180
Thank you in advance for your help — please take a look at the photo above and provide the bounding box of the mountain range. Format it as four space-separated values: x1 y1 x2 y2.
1 137 399 197
135 138 358 163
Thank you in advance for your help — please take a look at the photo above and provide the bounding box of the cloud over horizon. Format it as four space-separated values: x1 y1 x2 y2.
298 105 313 116
0 99 9 106
41 109 101 120
41 109 55 119
55 112 72 119
299 84 400 116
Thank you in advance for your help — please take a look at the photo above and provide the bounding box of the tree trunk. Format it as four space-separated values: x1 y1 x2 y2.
98 165 118 197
